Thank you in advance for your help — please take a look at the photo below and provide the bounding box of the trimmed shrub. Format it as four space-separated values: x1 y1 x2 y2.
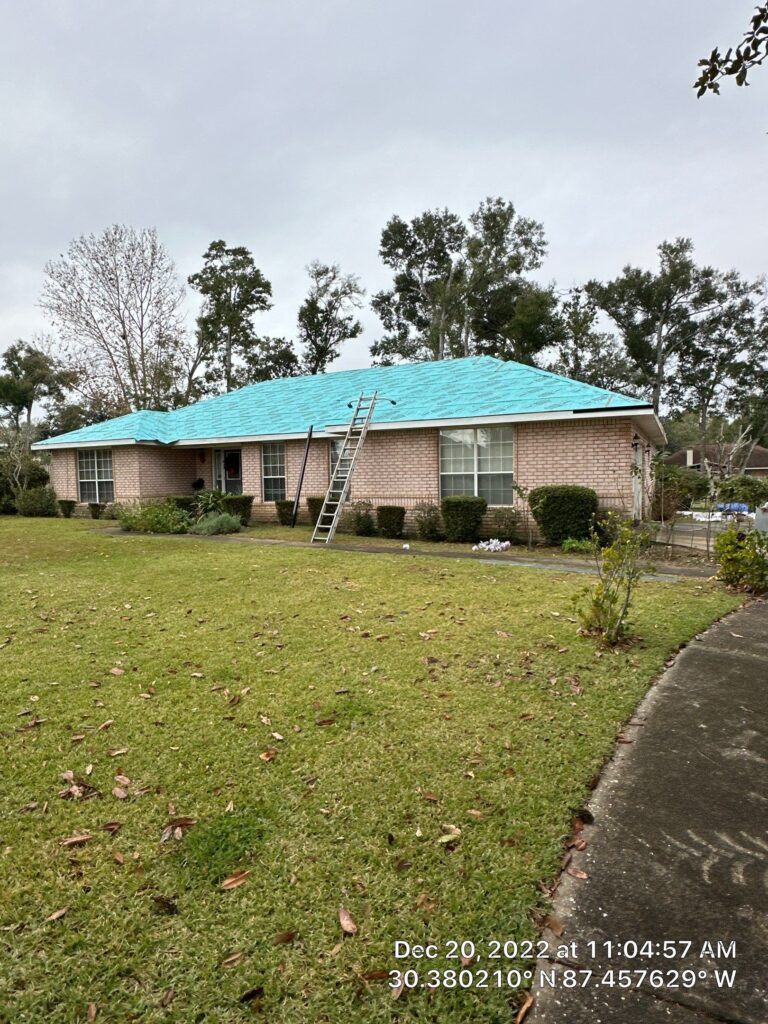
413 502 443 541
220 494 255 526
188 512 243 536
88 503 106 520
118 500 190 534
167 495 199 515
58 499 77 519
490 506 520 543
306 496 325 526
349 501 376 536
715 527 768 593
15 486 58 517
192 477 205 491
528 485 598 546
441 496 487 543
275 499 294 525
376 505 405 539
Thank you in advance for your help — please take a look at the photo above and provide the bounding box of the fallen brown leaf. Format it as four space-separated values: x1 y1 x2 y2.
544 913 564 937
159 988 174 1007
221 951 245 968
339 907 358 935
46 906 68 922
221 869 251 891
109 667 125 676
514 991 534 1023
566 866 589 880
87 1002 97 1022
272 929 298 945
60 833 91 848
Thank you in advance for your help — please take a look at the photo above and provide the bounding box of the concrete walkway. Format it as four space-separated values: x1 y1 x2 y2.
531 601 768 1024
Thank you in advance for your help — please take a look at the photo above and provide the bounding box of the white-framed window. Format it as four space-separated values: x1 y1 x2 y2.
329 438 347 475
439 427 514 505
78 449 114 503
262 442 286 501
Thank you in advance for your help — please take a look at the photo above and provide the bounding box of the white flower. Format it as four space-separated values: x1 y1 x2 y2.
402 543 410 550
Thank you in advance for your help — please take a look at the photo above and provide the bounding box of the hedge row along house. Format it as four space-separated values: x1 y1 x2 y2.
32 356 664 529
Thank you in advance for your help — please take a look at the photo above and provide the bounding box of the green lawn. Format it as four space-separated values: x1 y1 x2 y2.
0 519 740 1023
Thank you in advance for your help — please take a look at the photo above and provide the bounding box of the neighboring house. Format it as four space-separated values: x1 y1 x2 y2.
31 356 664 524
665 444 768 479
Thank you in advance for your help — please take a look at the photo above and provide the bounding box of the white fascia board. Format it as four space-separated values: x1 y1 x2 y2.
171 431 334 446
31 438 148 451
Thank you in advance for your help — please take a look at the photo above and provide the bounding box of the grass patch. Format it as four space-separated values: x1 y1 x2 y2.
0 518 740 1022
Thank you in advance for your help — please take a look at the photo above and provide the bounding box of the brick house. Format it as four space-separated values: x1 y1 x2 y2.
32 357 663 526
665 444 768 479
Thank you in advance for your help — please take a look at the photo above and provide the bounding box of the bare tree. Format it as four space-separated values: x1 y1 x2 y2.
40 225 189 411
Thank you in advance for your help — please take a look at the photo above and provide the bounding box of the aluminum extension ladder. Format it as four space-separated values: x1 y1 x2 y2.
311 393 379 545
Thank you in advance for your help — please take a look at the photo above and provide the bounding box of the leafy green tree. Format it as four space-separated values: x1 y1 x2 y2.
371 197 548 363
298 262 364 374
586 239 746 414
695 4 768 95
188 240 273 392
235 337 300 386
547 288 639 393
675 271 765 437
0 342 71 444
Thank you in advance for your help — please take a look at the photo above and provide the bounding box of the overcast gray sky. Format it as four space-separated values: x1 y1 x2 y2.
1 0 765 370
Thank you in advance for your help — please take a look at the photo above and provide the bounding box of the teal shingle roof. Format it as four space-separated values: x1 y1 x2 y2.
34 357 652 448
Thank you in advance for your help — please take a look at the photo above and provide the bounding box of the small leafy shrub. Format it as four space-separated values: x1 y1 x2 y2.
192 477 205 491
0 455 48 514
441 496 487 543
575 519 652 644
715 527 768 593
58 499 76 519
652 463 710 520
529 485 598 546
178 808 269 885
376 505 405 539
306 496 325 526
118 500 190 534
413 502 443 541
491 506 520 542
194 490 224 519
716 474 768 511
188 512 242 536
350 501 376 536
167 495 199 515
88 502 106 520
15 486 58 517
562 537 594 553
221 494 254 525
275 499 294 525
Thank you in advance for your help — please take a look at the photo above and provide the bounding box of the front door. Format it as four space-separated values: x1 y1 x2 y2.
213 449 243 495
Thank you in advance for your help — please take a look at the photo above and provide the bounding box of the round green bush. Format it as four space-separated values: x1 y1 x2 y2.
15 486 58 517
275 499 294 525
220 494 255 526
58 499 77 519
350 501 376 536
528 485 598 546
441 496 487 543
118 500 190 534
413 503 444 541
376 505 406 539
188 512 242 536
